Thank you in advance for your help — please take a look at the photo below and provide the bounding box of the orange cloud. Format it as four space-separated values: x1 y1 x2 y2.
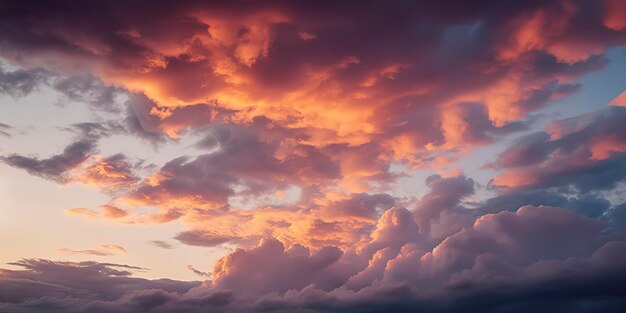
66 205 130 221
57 244 127 256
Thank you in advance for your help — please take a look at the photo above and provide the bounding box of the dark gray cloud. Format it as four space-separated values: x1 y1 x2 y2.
186 265 210 278
150 241 173 249
0 63 49 97
0 122 12 137
0 122 123 182
1 138 96 182
53 74 124 113
174 231 234 248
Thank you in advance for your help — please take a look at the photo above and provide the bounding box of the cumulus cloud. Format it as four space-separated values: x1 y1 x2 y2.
3 205 626 312
0 0 623 166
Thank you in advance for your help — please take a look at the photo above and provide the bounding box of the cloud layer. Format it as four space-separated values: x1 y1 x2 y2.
1 0 626 312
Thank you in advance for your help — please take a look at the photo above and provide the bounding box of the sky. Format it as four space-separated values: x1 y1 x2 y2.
0 1 626 312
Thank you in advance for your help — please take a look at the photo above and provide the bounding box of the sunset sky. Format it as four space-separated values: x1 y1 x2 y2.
1 1 626 312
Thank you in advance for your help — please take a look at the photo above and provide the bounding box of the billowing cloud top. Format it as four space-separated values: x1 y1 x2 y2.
1 0 626 312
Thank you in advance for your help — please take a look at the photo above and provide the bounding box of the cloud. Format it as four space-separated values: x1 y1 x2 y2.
174 231 234 248
4 204 626 312
121 122 340 211
0 259 195 305
491 106 626 192
0 62 49 97
211 238 344 295
0 122 118 183
413 175 475 237
0 122 12 137
71 154 141 193
609 90 626 107
150 241 173 250
1 138 96 183
52 74 125 113
100 205 130 219
0 0 622 168
66 205 130 221
57 244 127 256
186 265 210 278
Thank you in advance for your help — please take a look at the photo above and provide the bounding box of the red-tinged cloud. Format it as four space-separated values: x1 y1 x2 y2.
604 0 626 31
0 0 624 167
66 205 130 221
70 154 140 193
491 106 626 191
168 191 398 250
120 123 341 211
609 90 626 107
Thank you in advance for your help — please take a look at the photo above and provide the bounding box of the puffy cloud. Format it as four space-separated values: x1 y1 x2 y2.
71 154 141 193
0 0 623 166
118 122 341 213
3 205 626 312
211 238 344 295
413 175 475 233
